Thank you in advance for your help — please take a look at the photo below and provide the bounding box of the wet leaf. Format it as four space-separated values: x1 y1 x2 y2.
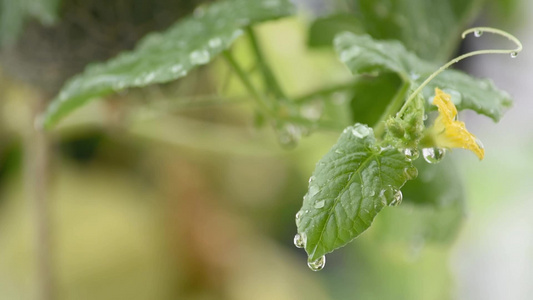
334 33 512 122
42 0 295 128
296 124 412 261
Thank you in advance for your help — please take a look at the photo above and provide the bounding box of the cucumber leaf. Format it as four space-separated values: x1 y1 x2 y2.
296 124 413 261
334 32 512 122
42 0 295 128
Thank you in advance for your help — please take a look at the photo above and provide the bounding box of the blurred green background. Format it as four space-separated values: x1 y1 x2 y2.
0 0 531 299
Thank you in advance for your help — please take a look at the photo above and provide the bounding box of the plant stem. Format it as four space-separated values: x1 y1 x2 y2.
222 50 275 118
398 27 523 116
293 81 356 103
27 98 54 300
246 27 287 104
374 82 410 138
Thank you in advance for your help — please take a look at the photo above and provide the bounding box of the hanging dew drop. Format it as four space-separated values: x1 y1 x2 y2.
278 123 301 149
403 148 419 161
307 255 326 271
422 147 446 164
300 101 323 121
474 30 483 37
294 233 306 249
390 189 403 206
295 211 302 221
404 166 418 180
510 51 518 58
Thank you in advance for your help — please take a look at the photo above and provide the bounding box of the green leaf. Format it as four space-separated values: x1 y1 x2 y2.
350 73 402 126
307 14 363 48
403 157 464 208
296 124 412 261
334 32 512 122
42 0 295 128
352 0 482 62
27 0 60 24
0 0 60 46
398 157 466 242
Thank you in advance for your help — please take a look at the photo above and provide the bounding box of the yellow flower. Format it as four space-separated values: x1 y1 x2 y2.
429 88 484 160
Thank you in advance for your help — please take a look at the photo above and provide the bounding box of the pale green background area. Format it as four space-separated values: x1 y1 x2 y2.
450 1 533 297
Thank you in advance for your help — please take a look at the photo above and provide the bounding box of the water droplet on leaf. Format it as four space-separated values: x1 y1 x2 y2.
171 64 183 73
314 200 325 209
404 166 418 180
308 185 319 197
351 125 370 139
143 72 155 84
422 147 446 164
190 50 210 65
208 38 223 49
307 255 326 271
294 233 306 248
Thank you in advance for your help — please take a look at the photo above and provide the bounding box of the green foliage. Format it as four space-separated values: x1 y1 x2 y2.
384 92 426 148
335 33 512 121
349 0 482 61
41 0 295 128
296 124 413 261
350 73 402 126
307 14 363 48
0 0 60 46
32 0 520 272
309 0 481 61
400 158 466 243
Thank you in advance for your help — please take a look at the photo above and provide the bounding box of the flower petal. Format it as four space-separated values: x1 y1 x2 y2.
432 88 485 160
